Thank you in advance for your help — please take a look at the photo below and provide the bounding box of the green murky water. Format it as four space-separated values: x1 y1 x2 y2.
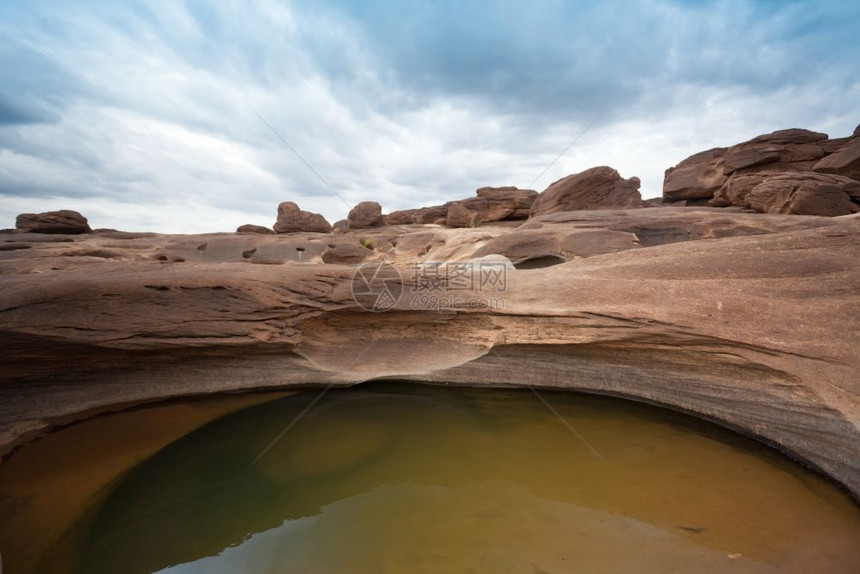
15 384 860 573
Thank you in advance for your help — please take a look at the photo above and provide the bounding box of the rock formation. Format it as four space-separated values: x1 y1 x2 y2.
1 207 859 501
744 173 860 216
15 210 91 234
529 166 643 217
236 224 274 234
347 201 383 229
446 201 482 228
384 205 448 226
386 187 537 228
273 201 332 234
664 128 860 215
813 136 860 180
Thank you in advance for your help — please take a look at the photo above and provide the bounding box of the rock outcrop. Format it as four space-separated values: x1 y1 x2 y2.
2 207 859 501
387 187 537 228
446 187 538 228
744 173 860 216
273 202 331 234
530 167 643 217
813 136 860 180
236 224 274 234
446 201 482 228
15 210 91 234
384 205 448 226
664 128 860 214
347 201 383 229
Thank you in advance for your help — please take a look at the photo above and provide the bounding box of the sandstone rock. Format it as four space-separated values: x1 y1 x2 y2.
273 202 331 234
723 129 827 173
384 210 417 225
384 205 448 226
236 224 274 234
745 173 860 216
854 124 860 138
446 202 482 228
472 228 640 267
321 241 369 264
331 219 348 234
663 148 728 201
664 129 832 204
15 210 91 234
347 201 383 229
1 210 858 499
475 187 537 220
529 167 643 217
709 173 772 207
813 137 860 180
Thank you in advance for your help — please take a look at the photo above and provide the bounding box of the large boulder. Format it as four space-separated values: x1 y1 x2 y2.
384 205 448 225
744 172 860 216
475 186 538 221
813 136 860 180
446 202 482 228
664 128 857 206
709 173 772 207
529 166 643 217
663 148 728 201
445 186 539 228
273 202 331 234
722 129 828 173
16 210 91 234
347 201 383 229
236 224 274 235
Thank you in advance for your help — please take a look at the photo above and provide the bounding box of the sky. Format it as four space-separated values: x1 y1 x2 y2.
1 0 858 233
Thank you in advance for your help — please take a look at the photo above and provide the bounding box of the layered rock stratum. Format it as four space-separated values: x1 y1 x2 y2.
1 206 858 499
663 127 860 215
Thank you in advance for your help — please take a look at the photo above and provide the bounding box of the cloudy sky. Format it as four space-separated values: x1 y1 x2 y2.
1 0 858 232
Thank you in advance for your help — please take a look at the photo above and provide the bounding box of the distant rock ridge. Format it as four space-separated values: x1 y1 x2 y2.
273 201 331 234
663 127 860 215
11 124 859 236
15 210 91 234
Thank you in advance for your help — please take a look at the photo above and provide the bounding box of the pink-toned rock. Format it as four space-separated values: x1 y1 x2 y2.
15 210 91 234
663 148 729 201
446 202 482 228
331 219 349 234
745 173 860 216
529 166 643 217
664 129 833 204
384 205 448 225
347 201 383 229
475 187 538 221
236 224 274 234
273 202 331 234
813 137 860 181
723 129 828 173
709 173 772 207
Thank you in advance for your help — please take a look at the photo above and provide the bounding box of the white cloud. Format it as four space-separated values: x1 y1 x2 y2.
0 0 858 231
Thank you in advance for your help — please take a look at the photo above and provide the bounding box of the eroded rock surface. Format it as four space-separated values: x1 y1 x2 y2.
347 201 383 229
664 128 860 214
744 173 860 216
236 224 274 234
1 208 858 500
273 201 332 234
530 167 643 216
15 210 91 235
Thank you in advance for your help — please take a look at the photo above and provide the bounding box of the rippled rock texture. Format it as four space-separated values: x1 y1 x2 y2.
1 207 858 498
